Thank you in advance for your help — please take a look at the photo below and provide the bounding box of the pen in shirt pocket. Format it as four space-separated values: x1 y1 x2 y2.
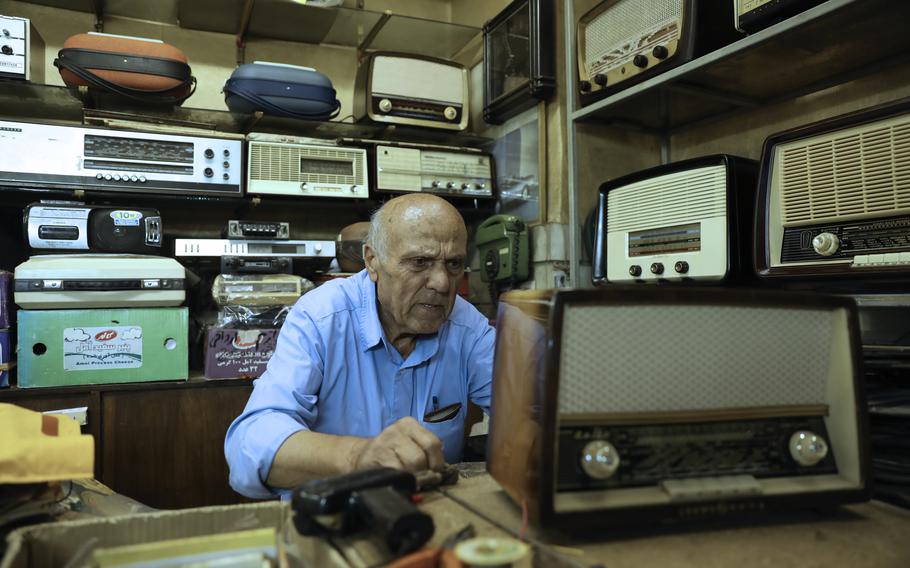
424 395 462 423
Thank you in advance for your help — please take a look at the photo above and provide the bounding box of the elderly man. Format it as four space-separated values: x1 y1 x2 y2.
225 194 495 498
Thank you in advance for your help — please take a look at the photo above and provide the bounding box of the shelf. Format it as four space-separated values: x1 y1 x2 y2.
571 0 910 133
0 82 493 147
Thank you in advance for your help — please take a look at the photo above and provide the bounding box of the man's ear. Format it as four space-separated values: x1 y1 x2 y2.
363 244 379 283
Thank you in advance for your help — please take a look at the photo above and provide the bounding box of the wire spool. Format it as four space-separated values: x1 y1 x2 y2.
454 537 531 568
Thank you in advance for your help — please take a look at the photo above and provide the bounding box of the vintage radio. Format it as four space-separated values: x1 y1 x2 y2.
228 220 290 240
14 254 185 309
175 238 335 275
24 202 162 254
246 133 369 198
0 15 44 81
577 0 741 104
0 120 242 196
374 144 494 199
488 287 870 529
353 52 469 131
593 155 757 284
212 274 309 307
756 99 910 283
734 0 826 34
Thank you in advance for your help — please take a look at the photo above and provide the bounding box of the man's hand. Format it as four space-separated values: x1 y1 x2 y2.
351 417 446 473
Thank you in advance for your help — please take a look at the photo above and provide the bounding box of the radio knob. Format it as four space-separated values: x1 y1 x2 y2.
204 167 214 178
674 261 689 274
593 73 607 86
461 183 470 190
138 176 147 183
2 28 9 37
446 182 456 189
223 173 230 180
812 232 840 256
113 174 121 181
204 148 214 159
223 161 230 169
650 262 664 275
349 185 358 193
652 45 669 59
789 431 829 467
0 45 11 56
633 54 649 68
300 183 309 191
431 181 441 188
96 173 103 180
103 174 112 181
579 80 592 92
223 149 231 157
314 245 322 254
580 440 620 480
629 265 642 277
476 183 485 190
130 175 138 182
444 106 458 121
378 98 393 113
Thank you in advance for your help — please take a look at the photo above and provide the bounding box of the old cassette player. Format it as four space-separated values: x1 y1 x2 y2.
734 0 827 34
0 15 44 81
246 133 369 199
0 120 242 196
353 52 469 131
488 287 870 529
593 155 757 284
756 98 910 283
228 220 290 240
14 254 185 309
25 202 162 254
577 0 741 104
374 144 494 199
176 238 335 275
212 274 310 307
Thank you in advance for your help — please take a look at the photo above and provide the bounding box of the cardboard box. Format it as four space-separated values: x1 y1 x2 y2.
0 270 12 329
0 329 11 388
0 502 289 568
204 327 279 379
17 308 188 388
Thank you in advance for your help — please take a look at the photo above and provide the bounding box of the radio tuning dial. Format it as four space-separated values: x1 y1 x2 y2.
580 440 620 480
812 232 840 256
674 261 689 274
629 265 642 277
204 148 215 159
593 73 607 86
378 98 393 113
650 262 664 275
443 106 457 121
203 167 214 178
789 431 829 467
633 54 649 68
652 45 669 59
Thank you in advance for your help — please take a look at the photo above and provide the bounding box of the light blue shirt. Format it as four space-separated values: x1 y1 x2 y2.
224 270 495 499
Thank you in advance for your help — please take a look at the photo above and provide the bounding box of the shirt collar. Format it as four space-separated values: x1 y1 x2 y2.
356 270 444 366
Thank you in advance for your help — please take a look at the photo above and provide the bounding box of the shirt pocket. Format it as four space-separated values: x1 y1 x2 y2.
422 413 465 464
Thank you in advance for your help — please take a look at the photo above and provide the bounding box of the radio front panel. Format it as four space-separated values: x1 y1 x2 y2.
247 136 369 199
0 120 242 196
375 145 494 199
734 0 827 34
762 105 910 278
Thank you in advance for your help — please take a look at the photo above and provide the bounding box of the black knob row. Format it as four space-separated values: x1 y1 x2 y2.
628 261 690 277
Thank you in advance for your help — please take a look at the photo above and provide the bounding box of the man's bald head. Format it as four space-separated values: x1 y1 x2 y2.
366 194 466 262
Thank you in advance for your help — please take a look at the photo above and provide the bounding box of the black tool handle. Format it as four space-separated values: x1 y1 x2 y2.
355 485 435 556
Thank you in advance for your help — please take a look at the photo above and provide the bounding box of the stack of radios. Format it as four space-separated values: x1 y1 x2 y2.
13 203 188 388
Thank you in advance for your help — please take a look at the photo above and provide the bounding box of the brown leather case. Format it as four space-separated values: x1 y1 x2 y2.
55 33 194 103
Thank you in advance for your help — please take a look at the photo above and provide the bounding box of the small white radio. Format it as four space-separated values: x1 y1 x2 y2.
374 144 494 199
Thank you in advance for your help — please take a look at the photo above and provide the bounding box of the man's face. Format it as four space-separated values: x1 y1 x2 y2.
365 210 467 339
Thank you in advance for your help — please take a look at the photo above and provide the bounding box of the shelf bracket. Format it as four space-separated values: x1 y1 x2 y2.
92 0 104 33
358 10 392 60
236 0 256 65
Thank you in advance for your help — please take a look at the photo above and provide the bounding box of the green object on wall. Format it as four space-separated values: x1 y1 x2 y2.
18 308 188 388
476 214 530 283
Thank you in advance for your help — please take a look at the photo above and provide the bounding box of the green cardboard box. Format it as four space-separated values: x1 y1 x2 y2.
17 308 188 388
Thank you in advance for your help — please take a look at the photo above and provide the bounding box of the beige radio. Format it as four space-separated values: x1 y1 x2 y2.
374 144 494 199
246 133 369 199
353 52 469 131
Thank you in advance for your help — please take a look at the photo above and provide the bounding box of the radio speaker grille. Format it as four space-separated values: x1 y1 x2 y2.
249 144 362 184
607 164 726 232
557 304 834 414
584 0 681 76
779 114 910 225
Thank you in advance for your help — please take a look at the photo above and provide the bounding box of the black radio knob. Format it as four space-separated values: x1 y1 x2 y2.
674 261 689 274
652 45 669 59
629 265 642 277
204 148 214 159
593 73 607 86
1 45 12 55
204 167 214 178
650 262 664 275
633 54 649 68
579 80 592 93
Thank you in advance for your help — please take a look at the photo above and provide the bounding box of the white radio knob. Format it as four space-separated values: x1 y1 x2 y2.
300 183 309 191
350 185 358 193
580 440 620 480
314 245 322 254
789 430 829 467
812 232 840 256
443 106 457 121
378 98 393 113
